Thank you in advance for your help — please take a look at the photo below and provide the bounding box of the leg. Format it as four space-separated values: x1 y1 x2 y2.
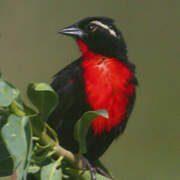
81 156 97 180
81 156 114 180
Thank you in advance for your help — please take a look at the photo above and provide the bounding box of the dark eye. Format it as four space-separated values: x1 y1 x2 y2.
86 24 97 31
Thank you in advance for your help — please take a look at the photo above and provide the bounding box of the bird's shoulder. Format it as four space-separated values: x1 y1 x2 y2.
51 57 83 92
48 57 88 132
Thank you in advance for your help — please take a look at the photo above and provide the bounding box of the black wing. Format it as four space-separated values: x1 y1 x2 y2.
48 58 89 153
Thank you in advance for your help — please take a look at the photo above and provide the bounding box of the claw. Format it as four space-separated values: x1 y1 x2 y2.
81 156 113 180
81 156 97 180
96 167 114 179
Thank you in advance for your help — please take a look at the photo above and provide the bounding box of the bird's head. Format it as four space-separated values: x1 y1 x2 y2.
57 17 127 59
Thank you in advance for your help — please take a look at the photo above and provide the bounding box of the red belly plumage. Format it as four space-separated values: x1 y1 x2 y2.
78 40 135 135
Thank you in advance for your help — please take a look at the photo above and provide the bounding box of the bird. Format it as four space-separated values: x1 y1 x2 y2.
48 17 138 179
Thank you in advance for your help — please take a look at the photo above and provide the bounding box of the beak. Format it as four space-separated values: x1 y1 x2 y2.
57 24 84 38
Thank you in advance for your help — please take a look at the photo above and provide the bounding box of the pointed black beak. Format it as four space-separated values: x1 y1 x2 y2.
57 24 84 38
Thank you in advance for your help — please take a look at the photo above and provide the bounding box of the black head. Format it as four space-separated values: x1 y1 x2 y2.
58 17 127 60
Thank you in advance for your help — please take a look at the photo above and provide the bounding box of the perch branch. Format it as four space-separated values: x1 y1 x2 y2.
32 124 84 170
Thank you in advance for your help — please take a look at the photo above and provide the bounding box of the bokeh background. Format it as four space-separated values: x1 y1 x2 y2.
0 0 179 179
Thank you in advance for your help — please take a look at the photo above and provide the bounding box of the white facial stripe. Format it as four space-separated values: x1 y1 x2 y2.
91 20 117 37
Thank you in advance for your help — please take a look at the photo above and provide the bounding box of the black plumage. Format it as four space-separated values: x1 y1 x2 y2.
48 17 138 162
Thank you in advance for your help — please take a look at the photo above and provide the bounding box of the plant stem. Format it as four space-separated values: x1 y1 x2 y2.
33 125 83 170
10 101 26 117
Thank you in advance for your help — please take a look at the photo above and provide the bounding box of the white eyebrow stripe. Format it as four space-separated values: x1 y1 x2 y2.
91 20 117 37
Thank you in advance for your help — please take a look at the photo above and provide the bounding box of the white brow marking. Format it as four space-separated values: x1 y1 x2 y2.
91 20 117 37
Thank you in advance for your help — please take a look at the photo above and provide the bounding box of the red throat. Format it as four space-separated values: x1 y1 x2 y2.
77 39 89 55
77 39 135 135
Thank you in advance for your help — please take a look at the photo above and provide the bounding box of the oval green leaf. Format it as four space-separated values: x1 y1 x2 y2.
27 83 58 121
1 114 30 180
0 79 19 107
0 112 14 176
74 110 108 154
41 159 62 180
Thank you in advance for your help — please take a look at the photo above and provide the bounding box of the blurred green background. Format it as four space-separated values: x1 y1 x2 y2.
0 0 179 179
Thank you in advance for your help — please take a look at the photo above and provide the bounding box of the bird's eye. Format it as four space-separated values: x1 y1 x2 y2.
87 24 97 31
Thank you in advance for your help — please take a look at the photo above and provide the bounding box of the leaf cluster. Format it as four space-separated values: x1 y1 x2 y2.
0 74 111 180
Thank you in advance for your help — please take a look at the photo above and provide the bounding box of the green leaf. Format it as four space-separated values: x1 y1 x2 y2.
1 114 30 180
0 79 19 107
74 110 108 154
23 120 33 179
41 158 62 180
27 82 58 121
0 112 14 176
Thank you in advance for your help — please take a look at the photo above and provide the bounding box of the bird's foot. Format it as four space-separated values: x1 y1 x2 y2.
81 156 113 180
96 167 113 179
81 156 97 180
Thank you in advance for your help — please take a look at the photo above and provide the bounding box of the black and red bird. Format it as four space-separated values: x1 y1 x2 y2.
48 16 138 176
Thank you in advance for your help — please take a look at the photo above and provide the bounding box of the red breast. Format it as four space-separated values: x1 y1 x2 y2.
77 39 135 135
